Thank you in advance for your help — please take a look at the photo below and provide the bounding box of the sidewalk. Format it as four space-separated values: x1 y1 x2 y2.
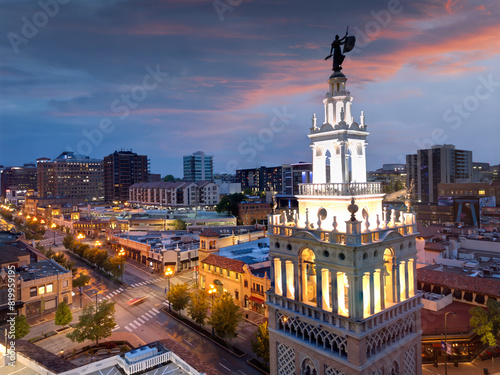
423 360 500 374
242 308 267 327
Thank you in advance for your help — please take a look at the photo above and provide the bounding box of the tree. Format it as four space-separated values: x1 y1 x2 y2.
39 296 45 320
62 234 74 250
13 315 30 339
162 174 177 182
470 299 500 346
251 321 270 368
208 291 242 340
215 193 246 217
67 300 116 345
173 219 187 230
105 256 125 279
167 283 190 316
73 272 91 288
187 289 210 326
55 301 73 326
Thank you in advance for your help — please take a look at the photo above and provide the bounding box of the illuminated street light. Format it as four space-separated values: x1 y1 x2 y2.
165 267 174 311
208 284 217 335
94 240 101 247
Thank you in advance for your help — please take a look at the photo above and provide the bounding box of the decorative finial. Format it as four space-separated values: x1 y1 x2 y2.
360 111 365 126
348 197 358 221
305 208 310 228
376 214 380 229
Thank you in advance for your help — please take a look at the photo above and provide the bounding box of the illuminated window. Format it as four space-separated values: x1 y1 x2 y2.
38 286 45 295
46 284 53 293
479 190 486 195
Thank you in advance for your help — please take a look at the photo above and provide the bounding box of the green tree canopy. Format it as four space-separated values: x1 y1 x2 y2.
67 300 116 345
73 272 91 288
55 301 73 326
187 289 210 326
13 315 30 339
62 234 74 250
105 256 125 279
251 321 270 367
162 174 177 182
470 299 500 346
215 193 246 217
167 282 190 316
208 291 242 340
173 219 187 230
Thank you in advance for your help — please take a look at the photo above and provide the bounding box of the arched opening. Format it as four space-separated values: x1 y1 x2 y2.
384 247 396 304
214 279 223 294
300 248 316 306
337 271 349 317
325 150 331 183
301 358 317 375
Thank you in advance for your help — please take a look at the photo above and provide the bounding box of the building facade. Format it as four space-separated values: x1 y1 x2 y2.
37 152 104 201
282 162 313 195
128 181 220 207
238 201 271 225
183 151 214 182
267 71 422 375
236 166 283 192
406 145 473 203
104 150 150 202
0 164 37 200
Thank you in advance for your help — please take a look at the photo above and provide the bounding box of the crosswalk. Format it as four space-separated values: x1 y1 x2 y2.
129 278 163 288
98 288 124 301
123 306 162 332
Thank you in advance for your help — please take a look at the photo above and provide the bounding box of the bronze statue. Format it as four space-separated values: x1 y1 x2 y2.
325 27 356 71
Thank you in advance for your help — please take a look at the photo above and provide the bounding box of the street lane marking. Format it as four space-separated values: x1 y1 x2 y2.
128 322 137 329
118 288 123 292
183 339 194 347
137 317 146 324
133 320 142 327
237 371 246 375
151 307 160 313
219 363 231 372
144 312 154 319
125 326 133 332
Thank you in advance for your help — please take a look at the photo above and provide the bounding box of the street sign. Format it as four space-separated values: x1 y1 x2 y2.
441 341 451 354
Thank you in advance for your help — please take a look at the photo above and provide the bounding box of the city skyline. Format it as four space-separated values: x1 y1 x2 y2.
1 0 498 176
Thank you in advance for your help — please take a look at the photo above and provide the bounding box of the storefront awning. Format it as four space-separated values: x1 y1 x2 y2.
249 296 265 304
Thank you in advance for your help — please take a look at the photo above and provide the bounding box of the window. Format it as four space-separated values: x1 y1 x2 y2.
235 290 239 300
38 286 45 295
479 190 486 195
220 268 223 275
244 280 248 288
46 284 53 293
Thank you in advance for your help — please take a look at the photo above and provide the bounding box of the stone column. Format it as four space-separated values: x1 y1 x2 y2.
331 270 338 314
369 272 375 315
293 260 300 302
281 259 287 299
316 266 323 309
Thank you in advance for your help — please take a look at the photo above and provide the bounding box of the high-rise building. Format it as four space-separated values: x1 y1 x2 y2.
267 71 422 375
0 163 37 199
406 145 473 203
183 151 213 182
236 166 283 192
281 162 313 195
104 150 150 202
37 152 103 201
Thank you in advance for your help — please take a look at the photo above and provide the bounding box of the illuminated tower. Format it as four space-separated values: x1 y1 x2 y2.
267 71 422 375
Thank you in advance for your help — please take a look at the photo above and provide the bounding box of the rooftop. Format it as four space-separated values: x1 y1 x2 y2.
216 238 270 264
0 244 30 264
18 259 70 281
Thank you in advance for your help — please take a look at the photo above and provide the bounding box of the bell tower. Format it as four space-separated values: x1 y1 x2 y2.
267 70 423 375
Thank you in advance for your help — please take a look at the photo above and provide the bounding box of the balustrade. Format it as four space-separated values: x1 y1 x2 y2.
298 182 382 196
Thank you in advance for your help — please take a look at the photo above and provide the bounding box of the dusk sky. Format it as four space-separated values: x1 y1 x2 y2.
1 0 499 177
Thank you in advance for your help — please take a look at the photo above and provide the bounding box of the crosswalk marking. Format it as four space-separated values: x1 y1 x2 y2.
118 288 123 292
151 307 159 314
128 322 137 329
133 320 142 327
162 301 169 305
137 317 146 324
144 312 153 319
112 325 120 331
125 326 133 332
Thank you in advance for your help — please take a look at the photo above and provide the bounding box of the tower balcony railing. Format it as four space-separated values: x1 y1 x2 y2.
298 182 382 196
268 292 421 336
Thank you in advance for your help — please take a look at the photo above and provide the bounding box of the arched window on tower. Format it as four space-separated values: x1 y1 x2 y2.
300 248 317 306
325 150 331 183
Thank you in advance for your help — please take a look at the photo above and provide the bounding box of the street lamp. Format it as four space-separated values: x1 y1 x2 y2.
444 311 456 375
51 223 57 245
165 267 174 311
208 284 217 335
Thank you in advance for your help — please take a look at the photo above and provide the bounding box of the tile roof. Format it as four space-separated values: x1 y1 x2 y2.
16 340 78 373
0 244 30 264
200 229 219 238
202 254 246 273
424 242 446 252
417 267 500 298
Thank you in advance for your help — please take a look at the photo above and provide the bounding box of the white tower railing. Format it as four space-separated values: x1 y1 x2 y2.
298 182 382 196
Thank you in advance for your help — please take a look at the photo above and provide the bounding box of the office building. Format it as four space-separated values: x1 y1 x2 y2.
267 71 421 375
236 166 283 192
36 152 103 201
0 163 37 199
104 150 149 202
406 144 473 203
183 151 213 182
281 162 313 195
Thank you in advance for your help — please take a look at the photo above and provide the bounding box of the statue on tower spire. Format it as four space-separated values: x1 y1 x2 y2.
325 26 356 72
